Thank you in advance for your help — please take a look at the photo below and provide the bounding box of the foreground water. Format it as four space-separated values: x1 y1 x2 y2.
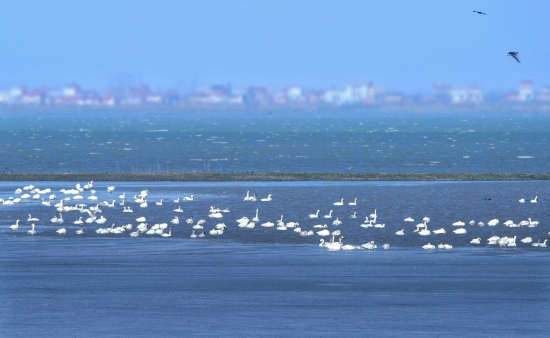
1 109 549 174
1 239 549 337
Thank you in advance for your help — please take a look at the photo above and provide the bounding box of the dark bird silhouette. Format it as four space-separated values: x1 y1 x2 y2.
473 11 487 15
507 52 520 63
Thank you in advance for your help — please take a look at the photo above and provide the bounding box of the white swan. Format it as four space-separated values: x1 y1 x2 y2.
350 211 357 219
539 239 547 248
186 217 193 224
334 198 344 206
422 243 435 250
170 216 179 225
469 220 475 226
183 194 194 201
324 237 342 251
422 216 430 223
309 210 320 218
418 227 431 236
527 218 539 227
395 229 405 236
252 209 259 222
433 228 446 235
9 220 20 230
487 219 499 226
323 210 333 219
404 217 414 222
261 221 274 227
332 218 342 226
27 214 39 222
453 228 467 234
478 221 485 227
452 221 465 226
155 199 163 206
107 186 115 193
76 225 84 235
360 220 373 228
134 216 146 223
276 223 287 231
382 243 390 250
520 237 532 244
530 196 538 203
470 237 481 245
56 228 66 235
518 198 525 203
27 223 36 235
331 229 341 236
369 209 377 219
173 206 183 213
362 241 377 250
161 229 172 237
261 194 273 202
173 197 180 203
317 229 330 236
348 198 357 206
438 243 452 250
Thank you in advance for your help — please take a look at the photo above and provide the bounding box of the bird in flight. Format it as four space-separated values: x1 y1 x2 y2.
473 11 487 15
507 52 520 63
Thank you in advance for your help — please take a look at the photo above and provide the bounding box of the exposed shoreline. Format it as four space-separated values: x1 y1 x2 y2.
1 173 549 181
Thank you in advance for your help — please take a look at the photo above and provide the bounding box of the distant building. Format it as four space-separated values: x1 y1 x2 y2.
433 83 483 104
323 82 375 105
506 80 535 102
285 86 305 102
518 80 534 101
537 87 550 102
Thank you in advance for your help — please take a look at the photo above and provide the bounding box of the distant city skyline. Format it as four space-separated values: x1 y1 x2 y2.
0 1 548 93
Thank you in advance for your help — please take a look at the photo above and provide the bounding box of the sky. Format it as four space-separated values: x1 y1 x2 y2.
0 0 548 93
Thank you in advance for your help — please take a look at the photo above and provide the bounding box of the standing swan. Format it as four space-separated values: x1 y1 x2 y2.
27 223 37 235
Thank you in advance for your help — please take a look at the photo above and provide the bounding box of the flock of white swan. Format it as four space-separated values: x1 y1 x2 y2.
1 182 548 251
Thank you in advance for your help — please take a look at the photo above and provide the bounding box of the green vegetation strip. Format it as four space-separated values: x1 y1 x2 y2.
0 173 549 181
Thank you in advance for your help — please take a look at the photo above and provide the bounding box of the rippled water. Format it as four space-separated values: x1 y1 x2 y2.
1 109 549 174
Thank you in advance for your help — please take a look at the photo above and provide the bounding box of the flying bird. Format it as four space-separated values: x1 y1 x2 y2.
507 52 520 63
473 11 486 15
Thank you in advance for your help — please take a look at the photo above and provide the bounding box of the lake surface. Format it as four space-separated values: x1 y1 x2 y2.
1 109 549 336
1 109 549 174
1 239 549 337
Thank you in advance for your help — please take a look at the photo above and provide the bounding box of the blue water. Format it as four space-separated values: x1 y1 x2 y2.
2 239 549 337
1 109 549 174
1 109 550 336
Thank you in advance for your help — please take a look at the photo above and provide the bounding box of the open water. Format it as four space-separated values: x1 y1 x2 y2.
1 109 549 336
0 109 549 174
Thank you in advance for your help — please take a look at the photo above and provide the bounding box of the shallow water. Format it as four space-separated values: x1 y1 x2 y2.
1 180 549 248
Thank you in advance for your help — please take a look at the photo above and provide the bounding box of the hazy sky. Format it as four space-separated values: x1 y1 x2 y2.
0 0 548 93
